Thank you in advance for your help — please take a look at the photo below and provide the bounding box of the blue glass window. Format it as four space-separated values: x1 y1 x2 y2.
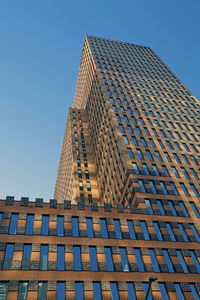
172 167 180 178
160 182 168 195
189 283 199 299
75 282 84 300
100 219 108 238
178 224 188 242
149 181 157 193
157 200 165 216
114 219 122 239
132 136 138 146
127 148 134 159
40 245 48 270
166 223 176 241
174 283 185 300
89 246 98 271
176 250 188 273
158 283 169 300
149 249 160 272
25 214 34 235
143 282 153 300
5 243 14 259
190 202 200 217
162 166 169 176
153 222 163 241
57 282 65 300
181 167 189 179
142 163 149 175
146 150 153 160
179 202 189 217
170 183 179 195
180 183 190 196
0 212 2 224
93 282 102 300
120 248 129 272
190 184 200 197
110 282 119 300
138 180 146 192
190 224 200 242
132 163 139 174
127 220 136 239
167 201 177 216
86 217 94 237
41 215 49 236
162 250 174 272
134 248 145 272
38 282 47 300
18 282 28 300
140 221 150 240
190 250 200 273
105 247 114 271
155 151 162 161
145 199 153 215
137 150 144 160
57 245 65 271
9 213 19 234
126 282 136 300
57 216 64 236
72 217 79 237
152 165 159 176
23 244 32 260
191 169 199 179
74 246 82 271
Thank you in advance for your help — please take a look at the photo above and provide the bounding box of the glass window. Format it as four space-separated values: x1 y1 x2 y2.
157 200 165 216
190 184 200 197
89 246 98 271
138 180 146 193
134 248 145 272
155 151 162 161
110 282 119 300
132 163 139 174
40 245 48 270
158 283 169 300
142 164 149 175
114 219 122 239
166 223 176 241
180 167 189 179
57 245 65 271
126 282 136 300
38 282 47 300
22 244 32 269
149 181 157 193
86 217 94 238
170 183 179 195
132 136 138 146
178 223 188 242
3 243 14 270
190 224 200 242
25 214 34 235
172 167 180 178
149 249 160 272
41 215 49 236
146 150 153 160
9 213 19 234
75 282 84 300
18 282 28 300
100 218 108 238
72 216 79 237
93 282 102 300
127 220 136 239
140 221 150 240
179 202 189 217
189 283 199 299
57 282 65 300
162 166 169 176
0 282 8 299
120 248 129 271
174 283 185 300
160 182 168 195
164 152 171 162
190 250 200 273
143 282 153 300
127 148 134 159
74 246 81 271
123 135 129 144
137 150 144 160
153 222 163 241
167 201 177 216
191 169 199 179
173 153 181 163
152 165 159 176
145 199 153 215
162 249 174 272
105 247 114 271
57 216 64 237
176 250 188 273
190 202 200 218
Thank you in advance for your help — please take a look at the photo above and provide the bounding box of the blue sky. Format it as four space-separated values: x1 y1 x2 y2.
0 0 199 201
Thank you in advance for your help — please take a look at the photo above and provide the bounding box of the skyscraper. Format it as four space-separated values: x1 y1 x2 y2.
55 35 200 214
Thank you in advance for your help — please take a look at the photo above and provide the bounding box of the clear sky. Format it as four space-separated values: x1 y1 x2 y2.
0 0 199 201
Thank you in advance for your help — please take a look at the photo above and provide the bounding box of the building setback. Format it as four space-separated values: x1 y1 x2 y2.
0 196 200 299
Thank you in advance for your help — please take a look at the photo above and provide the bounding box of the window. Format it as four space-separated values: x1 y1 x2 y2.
179 202 189 217
100 218 108 238
22 244 32 270
172 167 180 178
180 183 190 196
138 180 146 192
140 221 150 240
89 246 98 271
190 184 200 197
86 181 91 191
132 136 138 146
85 170 90 179
93 282 102 300
176 250 188 273
170 183 179 195
162 166 169 176
86 217 94 237
57 216 64 236
57 245 65 271
157 200 165 216
168 201 177 216
182 154 189 164
149 181 157 193
9 213 18 234
105 247 114 271
152 165 159 176
74 246 82 271
145 199 153 215
164 152 171 162
174 283 185 300
127 220 136 239
155 151 162 161
41 215 49 236
40 245 48 270
120 247 130 271
18 282 28 300
190 202 200 217
191 168 199 179
153 222 163 240
57 282 65 300
110 282 119 300
127 148 134 159
25 214 34 235
126 282 136 300
181 167 189 179
143 282 153 300
173 153 181 163
3 243 14 270
114 219 122 239
166 223 176 241
123 135 129 144
178 223 188 242
72 216 79 237
162 249 174 272
146 150 153 160
158 283 169 300
190 224 200 242
127 125 133 133
75 282 84 300
132 163 139 174
38 282 47 300
79 181 83 191
134 248 145 272
189 283 199 299
149 249 160 272
142 163 149 175
137 150 144 160
190 250 200 273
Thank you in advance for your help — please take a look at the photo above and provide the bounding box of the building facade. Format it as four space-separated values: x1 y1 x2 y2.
0 196 200 299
